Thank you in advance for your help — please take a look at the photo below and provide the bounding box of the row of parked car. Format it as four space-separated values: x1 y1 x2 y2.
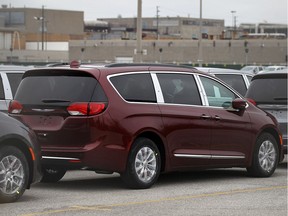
0 63 286 203
241 65 287 74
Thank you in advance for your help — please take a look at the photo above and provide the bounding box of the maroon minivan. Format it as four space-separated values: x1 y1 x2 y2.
9 63 284 189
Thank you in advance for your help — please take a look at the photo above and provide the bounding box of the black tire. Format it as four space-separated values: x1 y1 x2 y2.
247 133 279 177
41 167 66 183
121 138 161 189
0 146 29 203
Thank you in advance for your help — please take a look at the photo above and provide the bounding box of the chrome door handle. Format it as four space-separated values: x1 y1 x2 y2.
201 114 211 119
214 115 221 120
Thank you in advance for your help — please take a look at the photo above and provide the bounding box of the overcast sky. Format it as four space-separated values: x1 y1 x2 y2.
1 0 287 25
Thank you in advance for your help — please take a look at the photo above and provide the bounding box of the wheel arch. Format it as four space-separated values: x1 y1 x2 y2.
259 127 283 161
0 138 33 187
135 131 166 172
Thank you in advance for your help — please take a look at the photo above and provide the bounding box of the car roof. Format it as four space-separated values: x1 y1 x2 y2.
0 65 34 73
195 67 253 75
252 68 287 80
23 63 208 78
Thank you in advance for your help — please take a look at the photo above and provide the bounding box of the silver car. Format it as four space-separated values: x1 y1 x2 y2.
195 67 253 96
245 69 287 154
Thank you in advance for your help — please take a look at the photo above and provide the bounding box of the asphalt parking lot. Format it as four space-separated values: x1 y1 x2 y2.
1 156 287 216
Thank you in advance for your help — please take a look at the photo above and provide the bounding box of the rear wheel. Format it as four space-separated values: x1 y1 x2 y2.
41 167 66 183
121 138 161 189
0 146 29 203
247 133 279 177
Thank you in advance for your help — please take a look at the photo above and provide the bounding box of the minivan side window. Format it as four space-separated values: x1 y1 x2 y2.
110 73 156 103
200 76 237 108
157 73 201 105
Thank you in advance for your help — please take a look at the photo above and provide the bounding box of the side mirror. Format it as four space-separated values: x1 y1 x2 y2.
232 98 247 110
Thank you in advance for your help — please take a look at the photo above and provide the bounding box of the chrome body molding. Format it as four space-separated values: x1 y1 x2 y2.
174 154 245 159
42 156 80 161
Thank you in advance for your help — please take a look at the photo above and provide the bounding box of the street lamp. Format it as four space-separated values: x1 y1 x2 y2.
136 0 143 62
231 11 236 39
34 6 45 50
34 16 43 50
198 0 203 67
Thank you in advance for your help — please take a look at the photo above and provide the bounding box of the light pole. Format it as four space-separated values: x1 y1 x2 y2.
34 6 45 51
136 0 143 62
156 6 160 40
198 0 203 67
231 11 236 39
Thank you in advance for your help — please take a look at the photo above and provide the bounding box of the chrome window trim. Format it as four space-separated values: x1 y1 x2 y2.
151 73 164 103
196 74 248 109
107 71 158 104
153 71 204 106
194 74 209 106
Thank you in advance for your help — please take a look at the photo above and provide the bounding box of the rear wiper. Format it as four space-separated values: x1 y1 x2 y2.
41 99 71 103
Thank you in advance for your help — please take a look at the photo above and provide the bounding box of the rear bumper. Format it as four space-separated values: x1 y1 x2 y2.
41 144 129 173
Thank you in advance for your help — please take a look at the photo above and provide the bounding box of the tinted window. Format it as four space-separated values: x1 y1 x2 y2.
110 73 156 103
15 75 99 105
7 73 23 97
246 76 287 105
0 76 4 99
157 73 201 105
200 76 237 108
215 74 246 96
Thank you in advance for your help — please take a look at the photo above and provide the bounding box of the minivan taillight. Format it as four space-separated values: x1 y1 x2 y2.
67 102 106 116
8 100 23 114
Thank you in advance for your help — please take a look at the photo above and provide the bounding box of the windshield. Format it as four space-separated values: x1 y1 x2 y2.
241 66 254 71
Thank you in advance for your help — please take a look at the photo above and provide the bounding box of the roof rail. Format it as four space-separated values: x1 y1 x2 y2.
105 63 195 69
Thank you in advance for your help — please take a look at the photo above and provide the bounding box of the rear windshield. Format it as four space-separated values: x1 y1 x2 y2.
245 77 287 105
15 75 103 105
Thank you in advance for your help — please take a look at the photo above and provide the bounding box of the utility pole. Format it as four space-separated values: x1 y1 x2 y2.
136 0 142 62
156 6 160 40
198 0 203 67
41 5 44 51
231 11 236 39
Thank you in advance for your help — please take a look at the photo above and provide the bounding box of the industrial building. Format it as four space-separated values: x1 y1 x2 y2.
0 6 287 66
0 6 84 51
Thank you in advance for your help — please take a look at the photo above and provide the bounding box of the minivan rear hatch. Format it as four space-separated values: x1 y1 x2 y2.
9 69 107 149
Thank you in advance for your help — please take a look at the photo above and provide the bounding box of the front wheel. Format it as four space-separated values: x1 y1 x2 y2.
247 133 279 177
121 138 161 189
0 146 29 203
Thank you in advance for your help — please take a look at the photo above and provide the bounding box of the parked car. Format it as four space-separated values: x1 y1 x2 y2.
240 66 265 74
195 67 253 96
245 69 287 154
258 66 287 73
8 63 283 189
0 65 33 112
0 112 42 203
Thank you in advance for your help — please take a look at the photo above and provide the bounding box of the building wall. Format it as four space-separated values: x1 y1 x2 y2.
0 38 286 66
68 39 287 66
0 7 84 49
